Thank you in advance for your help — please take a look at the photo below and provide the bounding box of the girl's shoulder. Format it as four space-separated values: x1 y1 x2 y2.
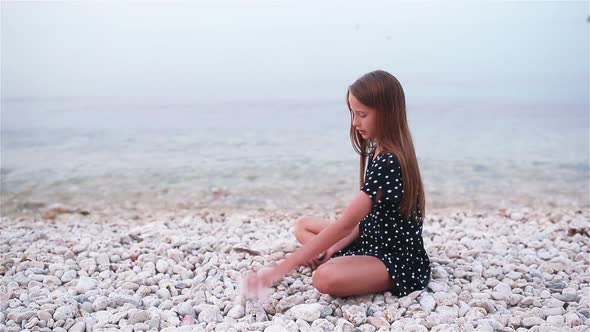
373 150 400 163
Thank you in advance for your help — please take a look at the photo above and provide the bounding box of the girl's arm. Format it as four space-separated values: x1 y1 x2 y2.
328 224 360 255
271 191 371 278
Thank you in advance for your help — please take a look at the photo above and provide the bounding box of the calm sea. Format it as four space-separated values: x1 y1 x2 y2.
1 97 588 212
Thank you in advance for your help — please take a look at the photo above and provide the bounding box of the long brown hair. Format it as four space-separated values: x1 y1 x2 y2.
346 70 426 220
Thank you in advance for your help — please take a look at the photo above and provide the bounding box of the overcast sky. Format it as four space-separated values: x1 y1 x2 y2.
1 1 588 104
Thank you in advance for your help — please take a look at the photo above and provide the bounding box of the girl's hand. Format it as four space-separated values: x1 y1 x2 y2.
302 248 335 270
241 267 282 301
256 267 282 287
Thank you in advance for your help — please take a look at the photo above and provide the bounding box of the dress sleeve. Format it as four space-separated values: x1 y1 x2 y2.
361 152 403 205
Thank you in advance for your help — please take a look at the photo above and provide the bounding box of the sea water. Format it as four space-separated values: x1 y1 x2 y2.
1 97 588 211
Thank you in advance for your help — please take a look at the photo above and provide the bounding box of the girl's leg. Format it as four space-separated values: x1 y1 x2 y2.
312 255 395 297
294 216 333 245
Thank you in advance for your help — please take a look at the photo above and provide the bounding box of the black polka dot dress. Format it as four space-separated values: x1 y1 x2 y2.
332 147 431 297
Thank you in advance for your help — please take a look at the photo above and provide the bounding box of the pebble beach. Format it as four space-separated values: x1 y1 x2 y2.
0 199 589 332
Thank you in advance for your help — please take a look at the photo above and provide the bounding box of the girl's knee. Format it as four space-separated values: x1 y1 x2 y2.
294 216 311 232
294 217 308 242
312 265 337 295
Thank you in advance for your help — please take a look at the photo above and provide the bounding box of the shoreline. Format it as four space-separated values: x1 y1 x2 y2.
1 186 588 221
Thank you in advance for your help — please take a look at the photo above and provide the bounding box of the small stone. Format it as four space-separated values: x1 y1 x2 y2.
75 277 97 294
343 305 367 326
475 322 494 332
92 296 110 311
506 271 522 280
578 308 590 319
458 301 470 317
80 301 93 313
128 310 150 325
398 296 413 308
481 318 504 330
159 299 173 310
79 258 96 274
540 290 551 298
469 299 496 314
311 318 335 331
44 275 62 287
96 253 110 266
68 321 86 332
465 308 485 320
24 317 39 329
491 282 512 300
445 243 466 258
320 306 333 318
157 288 171 300
264 325 287 332
72 242 88 254
366 316 389 329
433 292 458 306
276 295 305 313
335 318 356 332
542 307 564 317
419 294 436 312
544 298 565 308
180 315 195 325
38 310 52 322
61 270 77 283
296 319 311 331
121 281 139 291
176 302 194 317
197 304 220 323
156 259 169 273
427 281 449 293
14 311 36 323
357 323 376 332
564 312 582 326
291 279 304 289
482 266 502 278
546 315 564 325
133 322 150 331
522 316 544 327
555 287 579 302
146 318 160 330
547 282 567 291
54 306 75 321
436 305 459 323
228 305 245 319
167 249 183 262
109 311 127 324
109 293 142 307
431 266 448 279
13 272 30 286
286 303 324 323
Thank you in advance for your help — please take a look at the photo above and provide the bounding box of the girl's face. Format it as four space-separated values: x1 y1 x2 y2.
348 92 377 141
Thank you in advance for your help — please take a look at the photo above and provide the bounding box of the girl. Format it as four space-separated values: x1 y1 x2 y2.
244 70 431 299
